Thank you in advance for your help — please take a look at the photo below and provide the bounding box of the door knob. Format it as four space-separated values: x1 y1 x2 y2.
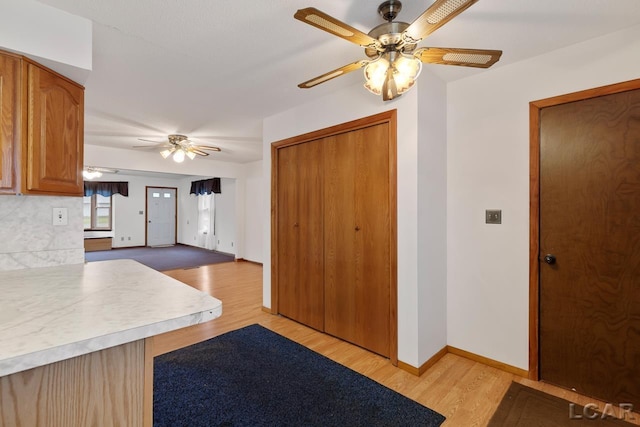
355 226 360 231
543 254 556 265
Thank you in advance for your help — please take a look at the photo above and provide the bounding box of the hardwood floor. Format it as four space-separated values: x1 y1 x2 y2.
153 261 640 426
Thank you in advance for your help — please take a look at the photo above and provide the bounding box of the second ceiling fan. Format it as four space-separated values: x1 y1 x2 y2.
295 0 502 101
135 134 221 163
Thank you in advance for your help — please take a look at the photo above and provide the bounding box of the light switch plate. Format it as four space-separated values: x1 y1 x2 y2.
52 207 68 226
486 209 502 224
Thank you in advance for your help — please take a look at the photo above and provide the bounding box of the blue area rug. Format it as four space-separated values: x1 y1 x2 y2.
154 324 445 426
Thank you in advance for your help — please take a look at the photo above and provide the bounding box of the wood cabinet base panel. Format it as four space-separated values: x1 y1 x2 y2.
0 340 145 427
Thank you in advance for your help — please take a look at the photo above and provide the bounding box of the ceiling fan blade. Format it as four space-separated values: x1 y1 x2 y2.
192 145 222 152
295 8 381 50
414 47 502 68
132 143 170 149
189 147 210 156
402 0 479 44
299 60 369 89
137 138 167 144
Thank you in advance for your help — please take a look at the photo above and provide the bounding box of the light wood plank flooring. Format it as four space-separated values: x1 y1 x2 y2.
152 261 640 426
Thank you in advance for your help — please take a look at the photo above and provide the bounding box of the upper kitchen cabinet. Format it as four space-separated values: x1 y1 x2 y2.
24 60 84 195
0 49 84 196
0 52 20 193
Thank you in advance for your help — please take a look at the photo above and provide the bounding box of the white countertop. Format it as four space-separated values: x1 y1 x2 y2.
0 259 222 377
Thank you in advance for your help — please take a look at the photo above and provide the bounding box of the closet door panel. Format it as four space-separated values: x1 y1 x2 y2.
277 141 324 330
324 123 391 357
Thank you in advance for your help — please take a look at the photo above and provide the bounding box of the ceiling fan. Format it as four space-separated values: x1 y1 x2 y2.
295 0 502 101
134 134 221 163
83 166 119 180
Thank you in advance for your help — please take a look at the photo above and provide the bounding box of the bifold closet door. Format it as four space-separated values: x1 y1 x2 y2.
324 123 391 357
277 141 324 330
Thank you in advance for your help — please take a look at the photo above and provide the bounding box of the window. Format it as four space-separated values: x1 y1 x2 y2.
83 194 112 230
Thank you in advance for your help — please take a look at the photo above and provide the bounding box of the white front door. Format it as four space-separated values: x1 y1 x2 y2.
146 187 176 246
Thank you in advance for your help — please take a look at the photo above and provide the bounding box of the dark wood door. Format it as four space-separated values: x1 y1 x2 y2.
539 88 640 404
25 62 84 195
277 141 325 330
324 123 391 357
0 52 20 194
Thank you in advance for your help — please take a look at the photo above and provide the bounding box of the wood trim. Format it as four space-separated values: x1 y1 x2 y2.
262 306 274 314
398 346 448 377
447 345 529 378
270 143 279 315
235 258 263 266
387 110 398 366
271 110 398 149
528 77 640 382
270 110 398 364
528 101 541 381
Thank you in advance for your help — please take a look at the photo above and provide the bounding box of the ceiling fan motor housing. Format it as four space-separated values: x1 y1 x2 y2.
378 0 402 22
366 21 416 58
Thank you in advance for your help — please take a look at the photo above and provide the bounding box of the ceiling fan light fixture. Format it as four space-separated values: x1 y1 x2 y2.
160 148 174 159
186 150 197 160
296 1 501 102
364 52 421 99
172 149 186 163
392 54 422 93
82 169 102 180
363 56 390 95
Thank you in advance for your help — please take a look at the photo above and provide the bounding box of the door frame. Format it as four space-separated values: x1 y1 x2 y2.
145 186 178 247
270 110 398 365
528 78 640 380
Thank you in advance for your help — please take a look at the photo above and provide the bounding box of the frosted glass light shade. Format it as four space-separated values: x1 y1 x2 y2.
173 149 185 163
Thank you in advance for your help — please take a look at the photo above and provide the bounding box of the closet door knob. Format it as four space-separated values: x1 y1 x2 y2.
355 226 360 231
293 223 299 227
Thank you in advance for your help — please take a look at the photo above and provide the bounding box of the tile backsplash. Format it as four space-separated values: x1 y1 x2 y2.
0 195 84 271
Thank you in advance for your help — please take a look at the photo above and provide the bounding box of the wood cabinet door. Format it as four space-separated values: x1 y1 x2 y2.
25 62 84 195
324 123 391 357
0 52 20 193
276 141 325 331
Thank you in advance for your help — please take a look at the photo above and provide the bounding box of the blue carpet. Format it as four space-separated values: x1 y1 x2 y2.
154 324 445 427
85 244 234 271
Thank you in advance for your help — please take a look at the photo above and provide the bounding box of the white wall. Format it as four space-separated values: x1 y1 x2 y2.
242 160 263 263
91 173 187 248
446 24 640 370
92 172 240 254
177 177 200 247
85 144 257 259
417 72 448 363
0 0 92 83
263 77 446 367
214 178 236 255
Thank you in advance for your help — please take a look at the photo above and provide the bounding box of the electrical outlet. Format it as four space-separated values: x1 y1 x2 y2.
52 208 68 226
486 209 502 224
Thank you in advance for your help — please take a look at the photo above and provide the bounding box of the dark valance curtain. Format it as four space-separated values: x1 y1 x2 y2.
84 181 129 197
190 178 221 195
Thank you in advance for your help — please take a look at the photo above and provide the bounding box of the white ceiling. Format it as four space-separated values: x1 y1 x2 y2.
37 0 640 164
